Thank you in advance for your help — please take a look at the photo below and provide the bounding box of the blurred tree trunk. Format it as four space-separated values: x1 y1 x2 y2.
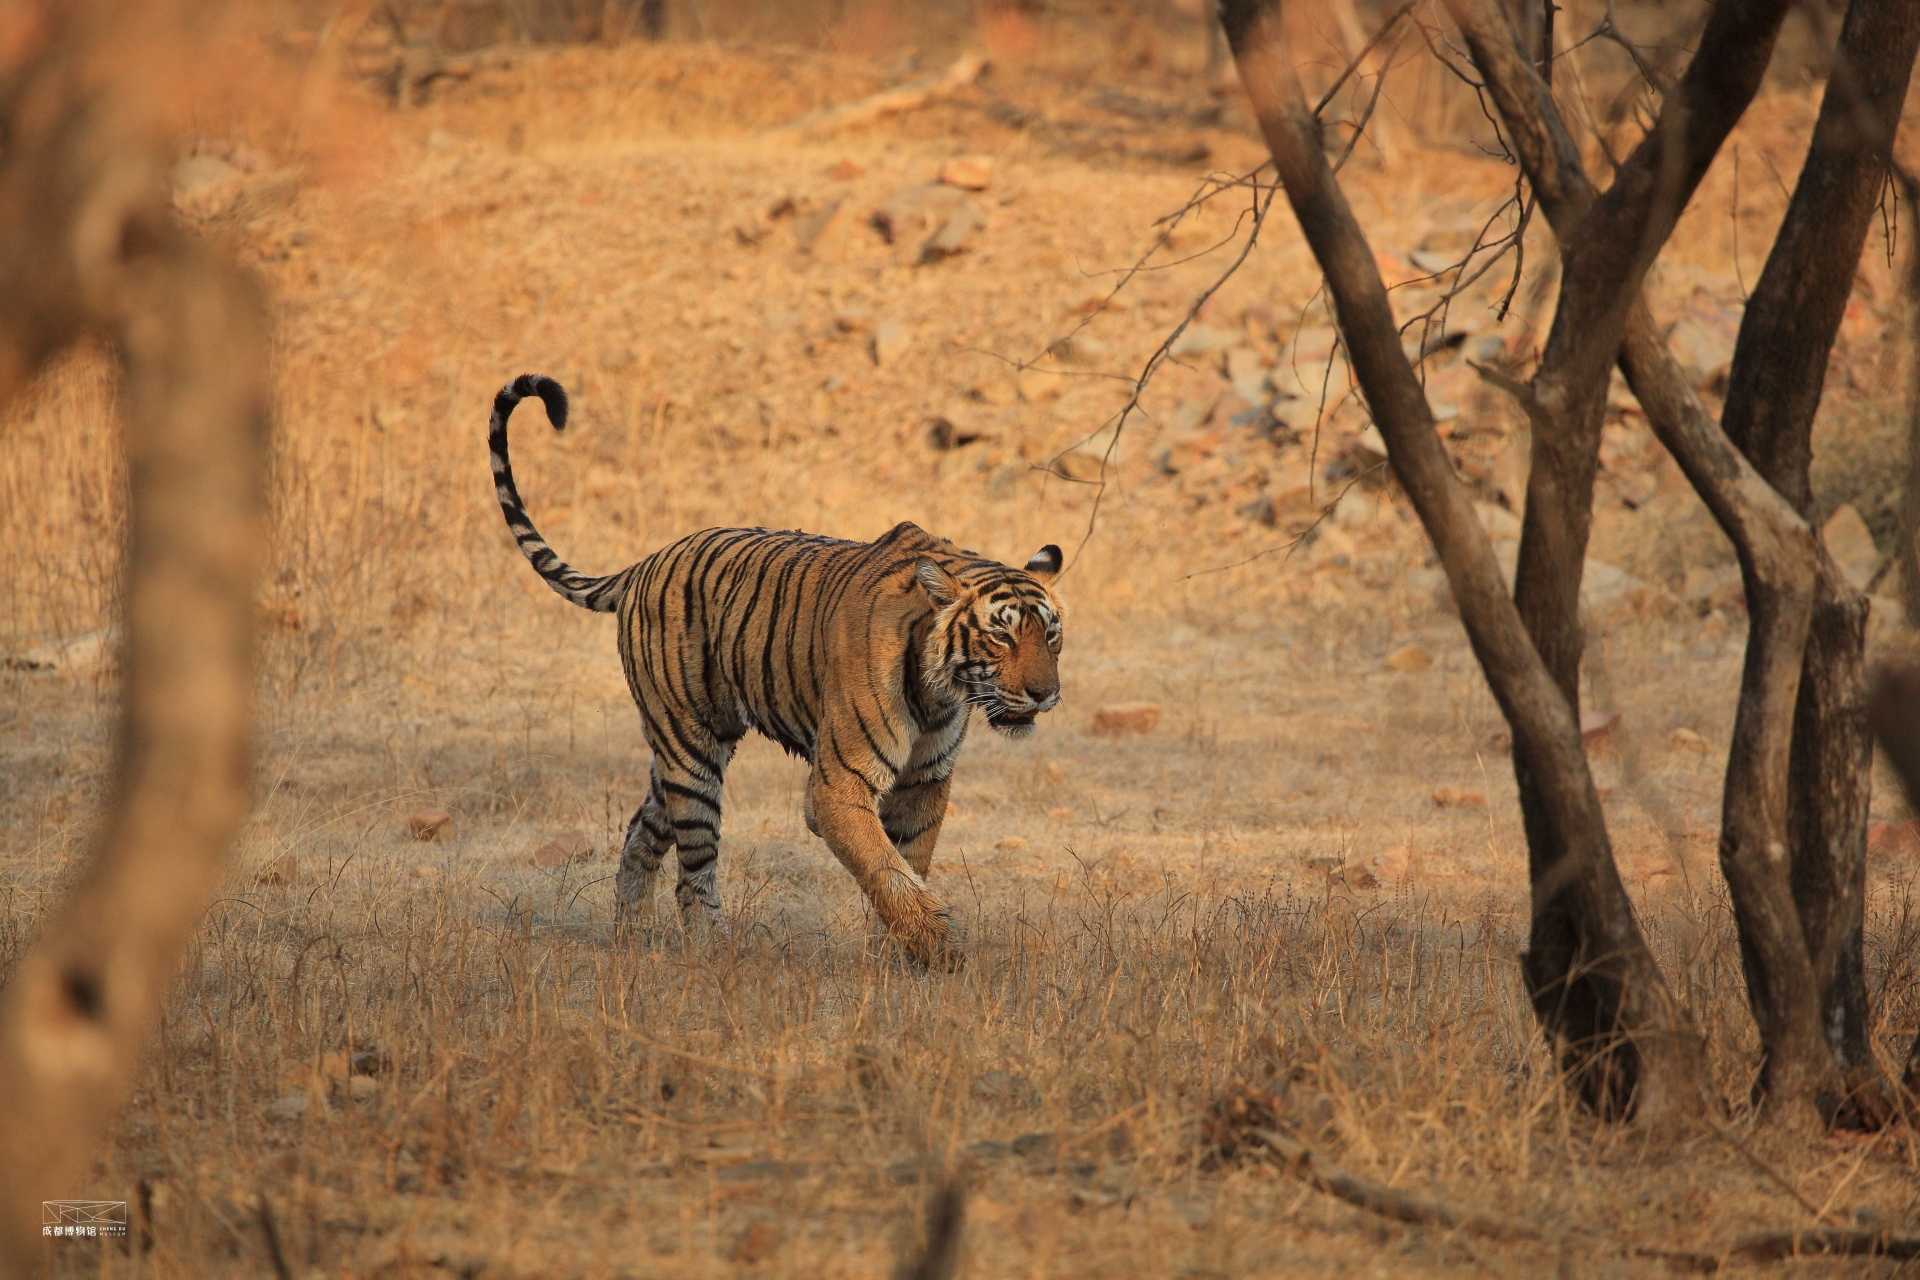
0 0 270 1264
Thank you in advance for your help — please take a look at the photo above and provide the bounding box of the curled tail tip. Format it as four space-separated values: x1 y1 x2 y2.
498 372 570 430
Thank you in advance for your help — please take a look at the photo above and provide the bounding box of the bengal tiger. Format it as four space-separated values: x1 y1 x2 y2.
488 374 1066 966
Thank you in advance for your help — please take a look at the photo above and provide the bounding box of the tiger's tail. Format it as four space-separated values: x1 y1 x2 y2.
488 374 630 613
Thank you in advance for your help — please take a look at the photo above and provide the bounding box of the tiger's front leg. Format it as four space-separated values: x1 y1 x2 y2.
880 774 952 880
808 732 958 969
879 715 965 879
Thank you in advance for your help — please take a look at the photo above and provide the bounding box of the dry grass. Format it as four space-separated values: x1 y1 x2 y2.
5 13 1920 1277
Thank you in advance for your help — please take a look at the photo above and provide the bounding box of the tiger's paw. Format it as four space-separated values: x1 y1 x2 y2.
871 874 962 972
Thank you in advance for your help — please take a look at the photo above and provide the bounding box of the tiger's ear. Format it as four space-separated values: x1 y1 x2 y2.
1024 545 1063 582
915 557 960 608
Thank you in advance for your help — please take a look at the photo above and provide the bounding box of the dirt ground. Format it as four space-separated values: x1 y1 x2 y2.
5 10 1920 1277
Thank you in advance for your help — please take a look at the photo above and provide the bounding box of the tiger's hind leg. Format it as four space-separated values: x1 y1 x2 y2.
614 765 673 927
656 733 738 932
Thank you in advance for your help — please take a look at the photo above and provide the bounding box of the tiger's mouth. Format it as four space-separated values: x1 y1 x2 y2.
985 706 1040 733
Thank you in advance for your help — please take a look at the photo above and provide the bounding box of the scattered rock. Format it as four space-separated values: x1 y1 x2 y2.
169 154 245 214
266 1093 308 1122
1159 427 1220 473
4 628 112 674
1051 446 1107 482
1582 558 1671 624
1050 333 1112 365
350 1039 391 1075
872 183 964 244
1223 346 1272 403
347 1075 380 1102
1332 489 1375 529
1431 786 1485 808
871 322 911 367
1016 360 1070 403
1352 424 1389 463
1668 727 1709 753
827 157 864 180
1475 502 1521 539
1091 703 1161 736
1618 471 1659 508
730 1222 781 1265
1629 856 1677 883
407 809 451 841
255 854 298 887
791 199 847 253
1665 287 1741 392
1680 564 1744 615
970 1070 1040 1108
1580 711 1621 747
920 198 983 262
1171 1193 1214 1229
1270 394 1322 434
995 836 1028 852
1169 324 1238 357
1821 503 1881 591
833 307 873 334
1867 819 1920 855
1372 848 1412 884
1009 1132 1059 1162
1385 642 1432 672
532 830 593 869
937 153 994 190
927 405 992 450
732 209 774 244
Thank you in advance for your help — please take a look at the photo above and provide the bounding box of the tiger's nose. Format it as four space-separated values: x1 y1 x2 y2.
1025 682 1059 705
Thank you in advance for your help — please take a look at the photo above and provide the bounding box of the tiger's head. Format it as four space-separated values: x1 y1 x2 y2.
915 546 1066 737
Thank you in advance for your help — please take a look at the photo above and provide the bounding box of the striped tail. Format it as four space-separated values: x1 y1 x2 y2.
488 374 629 613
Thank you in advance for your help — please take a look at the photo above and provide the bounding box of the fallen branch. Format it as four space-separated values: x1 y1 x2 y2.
765 54 986 139
1248 1128 1540 1242
1245 1127 1920 1270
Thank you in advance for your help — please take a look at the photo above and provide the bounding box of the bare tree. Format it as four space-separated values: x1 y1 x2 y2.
0 0 269 1265
1220 0 1918 1126
1453 0 1920 1125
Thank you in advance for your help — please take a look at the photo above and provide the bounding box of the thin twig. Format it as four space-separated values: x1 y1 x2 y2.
1312 0 1418 117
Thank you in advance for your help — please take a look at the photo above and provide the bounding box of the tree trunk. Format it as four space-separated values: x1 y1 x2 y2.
0 5 271 1262
1716 0 1920 1119
1220 0 1709 1123
1448 0 1912 1125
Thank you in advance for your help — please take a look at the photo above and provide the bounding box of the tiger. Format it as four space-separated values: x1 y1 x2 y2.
488 374 1067 967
